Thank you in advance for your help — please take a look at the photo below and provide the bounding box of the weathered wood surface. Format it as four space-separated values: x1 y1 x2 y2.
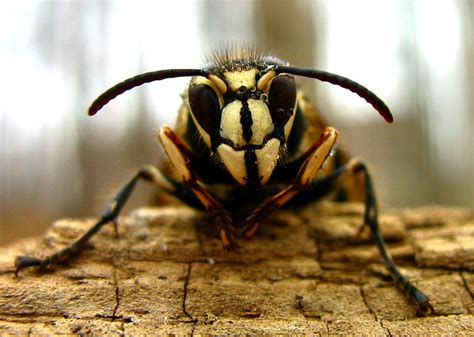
0 202 473 335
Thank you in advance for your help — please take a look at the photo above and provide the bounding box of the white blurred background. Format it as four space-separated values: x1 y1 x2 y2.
1 0 473 245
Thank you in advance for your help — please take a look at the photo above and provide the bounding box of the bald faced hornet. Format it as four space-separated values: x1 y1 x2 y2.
15 49 432 314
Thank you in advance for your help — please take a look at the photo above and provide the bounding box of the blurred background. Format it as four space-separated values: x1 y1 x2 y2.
1 0 473 245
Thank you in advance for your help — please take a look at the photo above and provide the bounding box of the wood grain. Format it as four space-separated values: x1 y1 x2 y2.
0 202 472 335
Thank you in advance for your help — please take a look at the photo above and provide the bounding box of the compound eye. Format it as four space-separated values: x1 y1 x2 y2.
188 83 221 135
268 74 297 126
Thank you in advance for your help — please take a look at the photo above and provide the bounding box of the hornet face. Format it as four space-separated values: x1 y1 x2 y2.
17 49 432 315
188 63 297 188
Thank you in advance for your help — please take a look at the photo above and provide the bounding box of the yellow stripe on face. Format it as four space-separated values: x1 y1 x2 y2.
256 138 280 185
220 99 274 148
248 99 274 145
216 144 247 185
220 100 245 147
284 93 299 140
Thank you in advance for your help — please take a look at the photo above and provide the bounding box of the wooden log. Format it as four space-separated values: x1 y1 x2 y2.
0 202 473 335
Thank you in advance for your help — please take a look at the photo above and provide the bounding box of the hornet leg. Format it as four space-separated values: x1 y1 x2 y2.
15 165 171 275
241 127 338 238
287 158 433 314
350 160 432 314
158 125 239 250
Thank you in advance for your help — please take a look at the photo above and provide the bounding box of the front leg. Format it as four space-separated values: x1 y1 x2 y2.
241 127 338 238
352 160 433 314
158 126 239 250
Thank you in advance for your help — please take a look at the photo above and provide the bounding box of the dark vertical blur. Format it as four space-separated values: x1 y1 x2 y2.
1 1 473 245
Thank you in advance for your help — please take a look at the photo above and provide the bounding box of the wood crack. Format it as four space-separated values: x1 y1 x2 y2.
460 271 473 299
360 286 392 336
460 271 473 314
380 321 394 337
0 203 472 334
359 286 378 320
182 262 196 323
111 260 121 321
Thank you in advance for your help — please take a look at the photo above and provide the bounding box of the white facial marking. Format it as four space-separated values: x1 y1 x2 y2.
284 95 298 139
189 113 211 147
223 69 258 91
248 99 273 145
220 99 274 147
217 144 247 185
255 138 280 185
220 100 245 146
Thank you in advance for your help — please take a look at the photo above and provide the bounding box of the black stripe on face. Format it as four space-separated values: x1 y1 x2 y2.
244 149 260 189
240 100 253 142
